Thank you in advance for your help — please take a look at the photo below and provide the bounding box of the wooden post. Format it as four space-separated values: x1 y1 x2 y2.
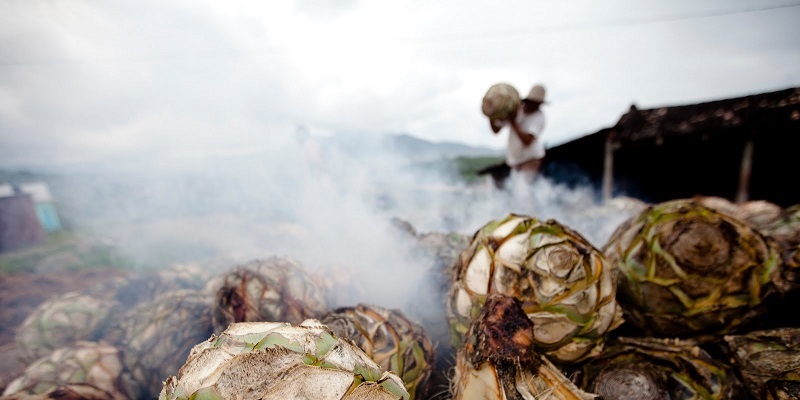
602 132 615 203
735 138 754 204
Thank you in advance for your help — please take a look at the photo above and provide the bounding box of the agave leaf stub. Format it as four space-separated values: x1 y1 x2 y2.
447 214 622 364
160 320 409 400
604 199 785 337
451 294 597 400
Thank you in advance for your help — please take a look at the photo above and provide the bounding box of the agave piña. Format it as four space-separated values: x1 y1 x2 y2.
15 291 115 363
105 289 213 399
321 304 435 399
447 214 622 363
696 196 782 229
482 83 520 123
160 320 409 400
576 337 742 399
2 341 133 400
724 327 800 400
763 204 800 286
113 262 213 307
603 199 784 336
208 257 328 332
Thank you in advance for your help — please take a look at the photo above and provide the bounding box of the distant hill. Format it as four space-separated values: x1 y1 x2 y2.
321 132 502 163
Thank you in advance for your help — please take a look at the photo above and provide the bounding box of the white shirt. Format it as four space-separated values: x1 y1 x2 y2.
506 108 545 167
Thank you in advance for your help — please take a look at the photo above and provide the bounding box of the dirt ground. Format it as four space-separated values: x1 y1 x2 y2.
0 268 129 391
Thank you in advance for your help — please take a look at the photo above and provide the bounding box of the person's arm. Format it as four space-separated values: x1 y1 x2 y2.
508 119 536 146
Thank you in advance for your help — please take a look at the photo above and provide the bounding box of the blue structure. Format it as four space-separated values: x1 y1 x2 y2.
19 182 63 232
34 201 62 231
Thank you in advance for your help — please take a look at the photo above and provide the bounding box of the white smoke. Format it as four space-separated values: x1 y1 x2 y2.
40 128 643 326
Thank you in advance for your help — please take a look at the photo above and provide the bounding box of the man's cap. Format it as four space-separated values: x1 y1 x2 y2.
524 84 546 103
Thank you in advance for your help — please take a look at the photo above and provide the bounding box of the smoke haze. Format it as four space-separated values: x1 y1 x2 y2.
35 132 641 317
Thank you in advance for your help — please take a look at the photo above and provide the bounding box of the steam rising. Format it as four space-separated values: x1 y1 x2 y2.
41 130 640 335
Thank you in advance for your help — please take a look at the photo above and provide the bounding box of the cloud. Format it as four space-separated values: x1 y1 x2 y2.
293 0 359 18
0 0 798 168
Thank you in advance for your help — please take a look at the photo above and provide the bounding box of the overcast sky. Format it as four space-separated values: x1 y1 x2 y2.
2 0 799 169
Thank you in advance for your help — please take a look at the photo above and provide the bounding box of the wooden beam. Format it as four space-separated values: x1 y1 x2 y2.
735 138 754 204
602 133 615 203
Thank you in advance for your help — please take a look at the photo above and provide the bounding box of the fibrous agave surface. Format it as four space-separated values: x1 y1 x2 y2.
160 319 409 400
447 214 622 363
604 199 784 337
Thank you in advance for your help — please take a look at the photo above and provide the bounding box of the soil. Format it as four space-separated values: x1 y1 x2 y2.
0 268 129 392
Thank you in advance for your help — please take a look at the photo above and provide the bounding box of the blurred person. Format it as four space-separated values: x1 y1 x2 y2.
295 125 325 175
491 84 547 182
294 125 337 195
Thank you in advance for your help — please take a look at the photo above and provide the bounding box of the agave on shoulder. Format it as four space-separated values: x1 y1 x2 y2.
482 83 520 123
160 319 409 400
447 214 622 363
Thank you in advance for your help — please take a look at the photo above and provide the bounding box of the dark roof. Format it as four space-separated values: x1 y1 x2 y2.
613 87 800 141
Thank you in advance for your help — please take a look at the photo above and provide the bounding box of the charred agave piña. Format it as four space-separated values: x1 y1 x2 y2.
447 214 622 363
160 320 409 400
603 199 785 337
321 304 435 400
208 256 329 333
724 327 800 400
451 294 596 400
576 337 742 399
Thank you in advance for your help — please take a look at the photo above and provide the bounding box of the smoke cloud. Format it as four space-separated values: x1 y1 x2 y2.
40 130 641 320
